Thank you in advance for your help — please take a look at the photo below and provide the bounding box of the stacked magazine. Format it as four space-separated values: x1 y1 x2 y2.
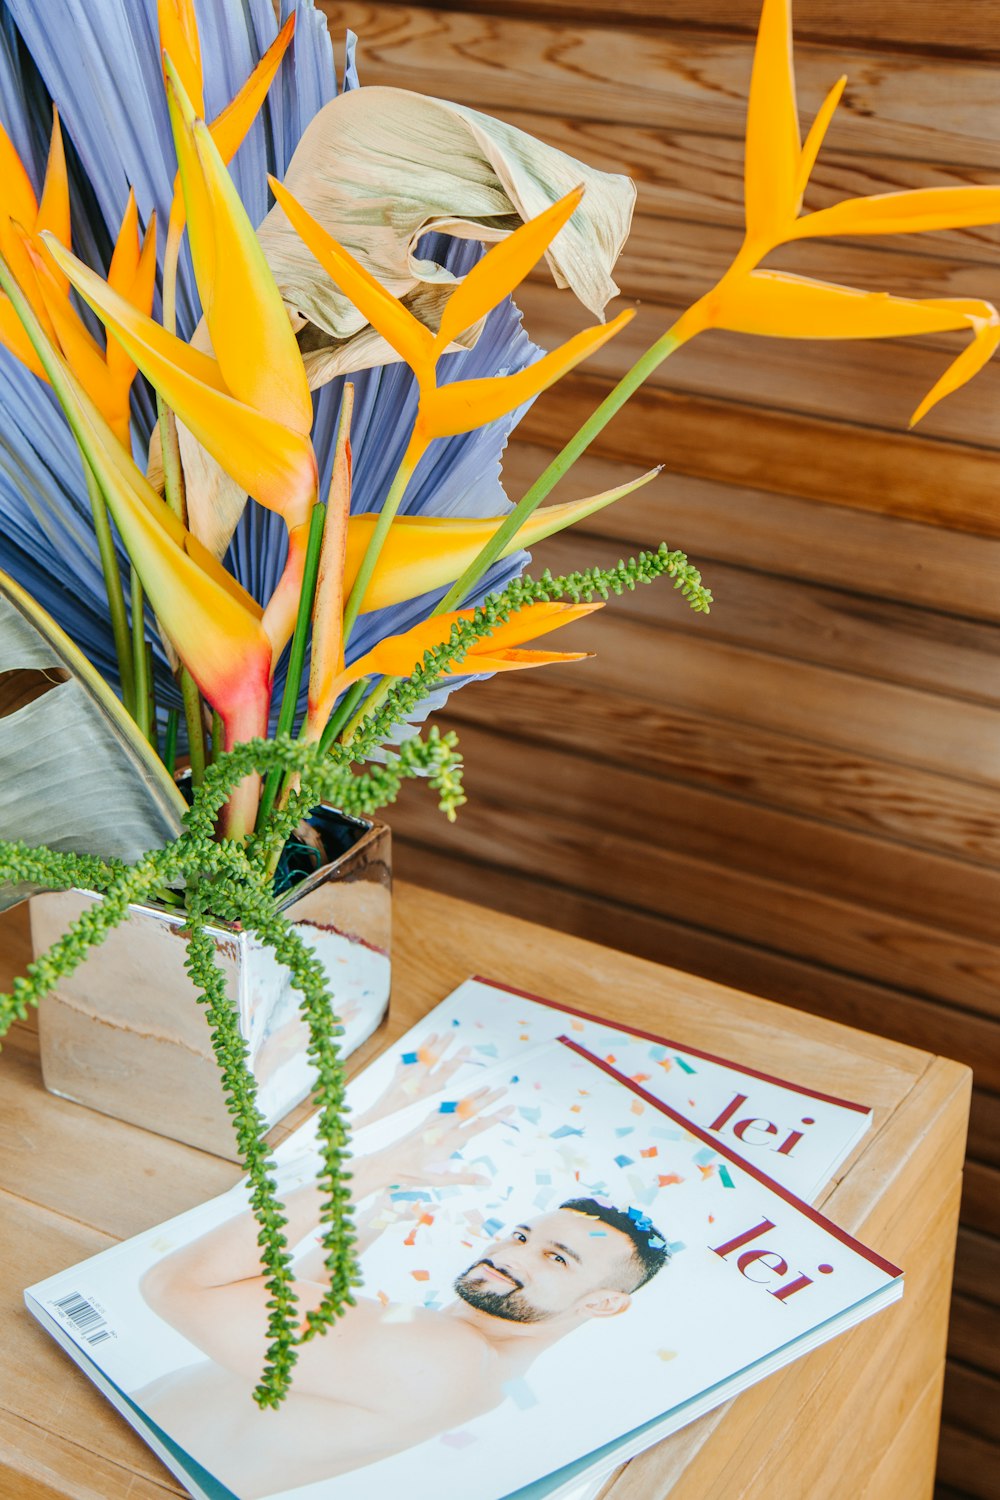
26 976 901 1500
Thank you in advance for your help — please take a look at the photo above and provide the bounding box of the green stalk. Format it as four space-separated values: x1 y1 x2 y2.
318 678 369 756
255 503 328 833
158 209 210 787
211 710 223 764
81 461 135 714
146 641 157 751
163 708 180 776
339 677 389 747
130 567 151 741
340 431 425 648
181 669 206 786
437 330 682 615
336 334 684 752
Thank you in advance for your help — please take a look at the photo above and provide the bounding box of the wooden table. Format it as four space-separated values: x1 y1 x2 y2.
0 882 970 1500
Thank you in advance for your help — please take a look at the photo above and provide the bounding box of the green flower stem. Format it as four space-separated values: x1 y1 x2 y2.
339 677 390 745
181 668 206 786
340 430 425 649
437 330 682 615
164 708 180 776
81 460 135 714
256 503 327 833
318 677 369 756
146 641 157 751
155 387 208 786
211 710 223 764
130 567 152 742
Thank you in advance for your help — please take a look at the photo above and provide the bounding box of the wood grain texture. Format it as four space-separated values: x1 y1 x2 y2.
516 374 1000 536
405 0 1000 57
319 4 1000 166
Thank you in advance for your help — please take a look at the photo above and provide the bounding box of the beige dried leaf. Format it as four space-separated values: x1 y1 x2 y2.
257 84 636 387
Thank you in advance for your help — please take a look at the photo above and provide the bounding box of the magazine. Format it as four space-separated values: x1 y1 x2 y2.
345 975 874 1201
26 983 898 1500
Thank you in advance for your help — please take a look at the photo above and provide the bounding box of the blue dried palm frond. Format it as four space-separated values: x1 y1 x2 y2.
0 0 535 734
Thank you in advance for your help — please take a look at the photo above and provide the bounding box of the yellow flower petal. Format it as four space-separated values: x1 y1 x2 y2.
0 245 269 725
35 110 71 274
744 0 800 242
344 467 656 614
794 76 846 207
452 646 593 673
354 599 602 680
30 247 115 424
157 0 204 117
433 186 585 355
0 116 37 230
107 189 141 296
0 293 46 378
210 14 296 166
711 269 984 340
106 205 158 395
910 313 1000 426
165 61 312 437
45 232 317 523
268 172 435 378
788 185 1000 241
419 308 634 439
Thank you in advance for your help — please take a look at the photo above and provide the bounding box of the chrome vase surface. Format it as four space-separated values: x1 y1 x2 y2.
29 808 391 1160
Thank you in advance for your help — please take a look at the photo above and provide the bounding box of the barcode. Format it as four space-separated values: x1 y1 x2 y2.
52 1291 112 1346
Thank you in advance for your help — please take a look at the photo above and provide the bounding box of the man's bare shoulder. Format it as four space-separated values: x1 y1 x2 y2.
378 1310 502 1422
291 1299 500 1417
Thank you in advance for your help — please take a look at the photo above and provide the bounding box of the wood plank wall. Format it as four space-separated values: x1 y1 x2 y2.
317 3 1000 1493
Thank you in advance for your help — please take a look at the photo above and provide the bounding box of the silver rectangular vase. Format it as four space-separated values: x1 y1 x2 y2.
29 808 391 1160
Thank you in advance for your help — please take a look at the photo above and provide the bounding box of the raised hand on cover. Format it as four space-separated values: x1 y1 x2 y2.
350 1030 476 1131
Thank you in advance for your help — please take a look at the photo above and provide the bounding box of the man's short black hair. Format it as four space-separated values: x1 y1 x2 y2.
559 1197 671 1290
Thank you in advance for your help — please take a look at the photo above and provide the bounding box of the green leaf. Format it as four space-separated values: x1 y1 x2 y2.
0 569 186 910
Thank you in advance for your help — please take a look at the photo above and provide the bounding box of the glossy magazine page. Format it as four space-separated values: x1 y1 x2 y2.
26 997 899 1500
370 975 874 1200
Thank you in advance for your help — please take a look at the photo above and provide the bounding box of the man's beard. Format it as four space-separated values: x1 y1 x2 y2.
453 1260 549 1323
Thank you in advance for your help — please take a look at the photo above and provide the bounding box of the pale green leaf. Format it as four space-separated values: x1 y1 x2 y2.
0 572 186 910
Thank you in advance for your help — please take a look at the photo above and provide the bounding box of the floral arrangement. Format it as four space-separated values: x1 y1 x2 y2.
1 0 997 1405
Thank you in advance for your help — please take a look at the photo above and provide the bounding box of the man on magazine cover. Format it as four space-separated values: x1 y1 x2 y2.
138 1064 670 1498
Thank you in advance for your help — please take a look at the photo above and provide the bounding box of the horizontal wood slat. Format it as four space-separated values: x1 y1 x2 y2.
434 715 1000 951
394 837 1000 1092
504 443 1000 626
534 531 1000 708
516 374 1000 537
515 281 1000 452
940 1363 1000 1452
444 672 1000 868
409 0 1000 58
535 612 1000 788
937 1425 1000 1500
320 3 1000 168
948 1294 1000 1379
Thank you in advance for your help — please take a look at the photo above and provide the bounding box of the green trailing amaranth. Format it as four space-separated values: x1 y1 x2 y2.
0 547 710 1407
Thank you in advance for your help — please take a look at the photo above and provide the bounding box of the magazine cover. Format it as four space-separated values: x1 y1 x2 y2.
346 976 874 1201
26 1017 900 1500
